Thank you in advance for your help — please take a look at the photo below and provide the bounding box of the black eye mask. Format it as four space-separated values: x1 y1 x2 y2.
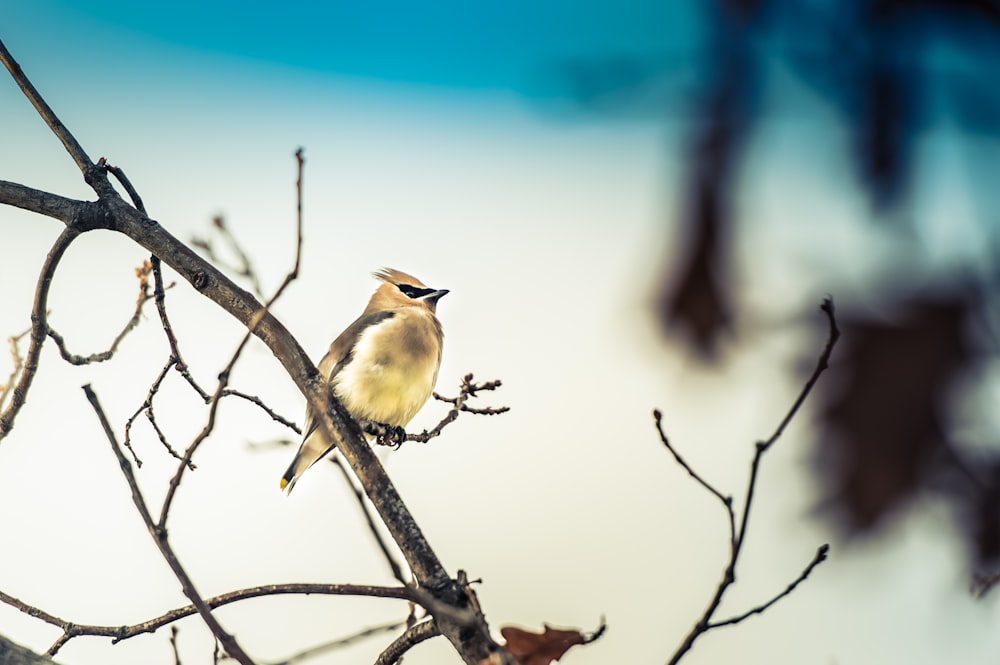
397 284 435 299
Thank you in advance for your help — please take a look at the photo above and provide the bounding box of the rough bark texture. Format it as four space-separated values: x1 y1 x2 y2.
0 636 58 665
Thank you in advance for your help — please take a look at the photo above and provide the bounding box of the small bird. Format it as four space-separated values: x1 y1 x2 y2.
280 268 448 493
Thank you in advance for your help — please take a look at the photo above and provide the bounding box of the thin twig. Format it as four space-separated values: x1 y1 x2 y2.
333 456 408 584
0 583 413 655
733 298 839 555
0 40 95 177
665 298 839 665
145 399 192 466
653 410 734 516
707 544 830 629
192 215 265 297
169 626 181 665
122 352 194 469
456 571 483 617
46 260 156 365
158 150 305 528
139 257 297 465
1 325 31 411
82 384 257 665
0 589 72 649
104 160 147 213
0 226 81 444
972 571 1000 599
320 460 496 630
758 297 841 455
46 633 71 657
220 388 301 433
149 257 199 390
373 620 441 665
268 619 409 665
407 373 509 444
148 258 215 401
123 359 171 467
653 410 739 584
157 316 254 526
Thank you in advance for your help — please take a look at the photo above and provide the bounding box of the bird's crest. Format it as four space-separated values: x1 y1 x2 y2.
374 268 427 288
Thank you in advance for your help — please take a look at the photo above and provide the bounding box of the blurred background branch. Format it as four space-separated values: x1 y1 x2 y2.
560 0 1000 592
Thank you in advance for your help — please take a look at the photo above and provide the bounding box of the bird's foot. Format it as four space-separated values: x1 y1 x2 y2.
363 421 407 449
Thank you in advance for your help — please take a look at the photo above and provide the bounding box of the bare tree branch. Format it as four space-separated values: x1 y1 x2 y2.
0 226 81 444
46 260 155 365
268 619 410 665
169 627 181 665
122 359 169 467
333 456 409 584
733 298 839 557
0 583 414 654
653 411 731 509
139 254 301 458
158 149 304 528
104 159 147 215
192 215 265 298
82 384 257 665
707 544 830 629
653 410 737 558
221 388 301 432
1 37 510 664
405 373 509 445
373 620 441 665
0 42 95 179
664 298 839 665
759 298 841 454
148 257 198 391
0 181 84 223
0 325 30 411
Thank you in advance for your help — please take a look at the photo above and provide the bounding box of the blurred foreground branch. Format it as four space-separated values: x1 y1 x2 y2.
659 298 838 664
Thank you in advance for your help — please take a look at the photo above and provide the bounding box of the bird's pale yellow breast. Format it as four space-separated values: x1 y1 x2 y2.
331 309 442 427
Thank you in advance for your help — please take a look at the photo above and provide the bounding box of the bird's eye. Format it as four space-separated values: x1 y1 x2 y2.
397 284 433 299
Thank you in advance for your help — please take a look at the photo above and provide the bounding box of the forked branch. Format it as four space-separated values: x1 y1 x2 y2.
662 298 839 664
83 385 256 665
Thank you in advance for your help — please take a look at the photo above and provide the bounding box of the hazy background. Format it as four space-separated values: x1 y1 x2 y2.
2 2 1000 664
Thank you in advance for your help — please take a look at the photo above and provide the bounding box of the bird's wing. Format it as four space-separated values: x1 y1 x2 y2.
301 309 397 442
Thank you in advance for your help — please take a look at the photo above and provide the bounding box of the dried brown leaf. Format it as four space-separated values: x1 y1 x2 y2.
500 625 587 665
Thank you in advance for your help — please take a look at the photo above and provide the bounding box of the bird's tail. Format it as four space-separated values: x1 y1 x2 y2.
279 461 299 493
279 433 335 494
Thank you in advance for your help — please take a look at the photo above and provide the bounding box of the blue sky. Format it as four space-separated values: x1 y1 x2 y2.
13 0 697 95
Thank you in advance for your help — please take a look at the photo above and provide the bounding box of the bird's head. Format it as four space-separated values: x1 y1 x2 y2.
367 268 449 314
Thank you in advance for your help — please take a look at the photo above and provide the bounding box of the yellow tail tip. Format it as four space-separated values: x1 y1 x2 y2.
279 477 288 491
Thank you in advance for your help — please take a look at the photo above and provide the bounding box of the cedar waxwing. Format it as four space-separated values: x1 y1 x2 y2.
280 268 448 493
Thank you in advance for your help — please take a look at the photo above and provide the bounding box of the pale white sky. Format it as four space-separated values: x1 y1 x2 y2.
2 6 1000 665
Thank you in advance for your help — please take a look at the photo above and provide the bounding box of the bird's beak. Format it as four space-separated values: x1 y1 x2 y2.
426 289 449 305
